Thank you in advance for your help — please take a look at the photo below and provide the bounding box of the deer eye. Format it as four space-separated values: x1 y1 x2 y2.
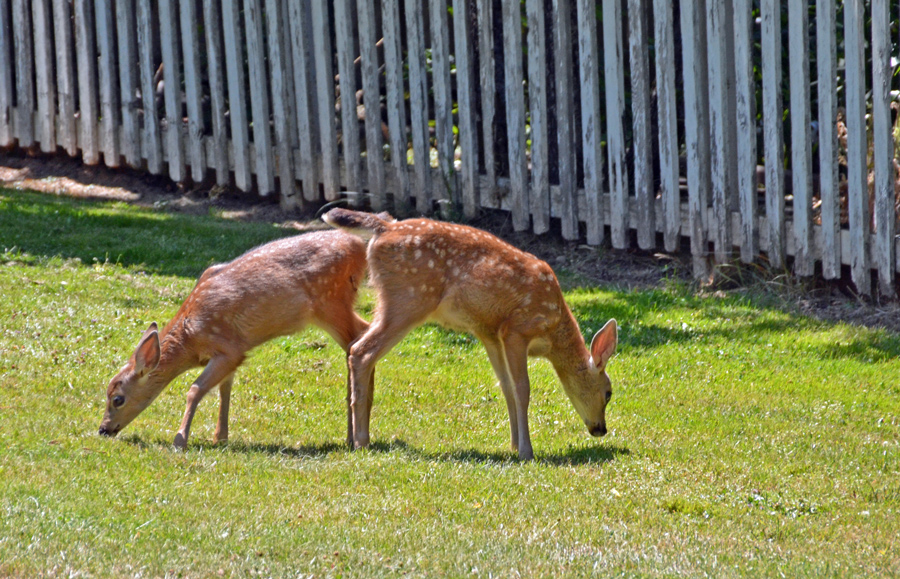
112 395 125 408
605 391 612 403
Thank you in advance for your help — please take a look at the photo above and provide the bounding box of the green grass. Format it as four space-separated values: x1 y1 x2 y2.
1 188 898 577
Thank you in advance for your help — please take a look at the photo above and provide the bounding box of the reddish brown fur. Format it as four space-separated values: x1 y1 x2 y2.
324 209 618 460
98 229 370 448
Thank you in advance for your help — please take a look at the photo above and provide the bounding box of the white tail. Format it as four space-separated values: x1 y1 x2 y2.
324 208 618 460
98 229 370 449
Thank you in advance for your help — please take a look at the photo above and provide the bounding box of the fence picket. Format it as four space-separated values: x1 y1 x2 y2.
32 0 55 153
116 0 139 167
288 0 319 202
628 0 652 250
137 0 161 174
707 0 735 263
382 0 410 207
95 0 118 166
73 0 98 163
453 0 477 219
159 0 183 181
734 0 757 263
526 0 549 234
553 0 577 241
265 0 298 207
653 0 679 252
844 0 870 295
181 0 205 181
680 0 711 278
477 0 497 204
201 0 226 184
431 0 455 216
311 0 339 201
334 0 360 201
788 0 812 276
761 0 784 270
13 0 34 147
872 0 894 295
222 0 250 191
405 0 432 212
358 0 386 210
503 0 528 231
816 0 840 279
0 0 11 146
576 0 603 245
603 0 628 249
244 0 274 194
52 0 77 156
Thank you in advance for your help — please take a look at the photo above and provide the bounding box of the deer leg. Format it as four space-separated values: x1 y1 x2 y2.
482 339 519 453
213 373 235 444
501 333 533 460
174 355 242 450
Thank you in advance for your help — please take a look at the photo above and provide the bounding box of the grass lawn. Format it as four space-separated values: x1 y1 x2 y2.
0 188 898 577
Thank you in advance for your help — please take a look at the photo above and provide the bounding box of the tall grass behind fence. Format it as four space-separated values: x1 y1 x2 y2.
0 1 899 295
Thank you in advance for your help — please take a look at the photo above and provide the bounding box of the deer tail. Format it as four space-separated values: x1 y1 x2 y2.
322 208 392 238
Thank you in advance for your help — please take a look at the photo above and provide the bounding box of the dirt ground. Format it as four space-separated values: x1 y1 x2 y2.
3 150 899 334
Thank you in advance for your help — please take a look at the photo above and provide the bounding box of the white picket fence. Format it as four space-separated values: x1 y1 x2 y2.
0 0 898 295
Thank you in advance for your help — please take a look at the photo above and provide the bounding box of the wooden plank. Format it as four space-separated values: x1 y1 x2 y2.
502 0 528 231
526 0 549 234
760 0 784 270
871 0 894 295
816 0 840 279
265 0 299 207
202 0 227 184
733 0 757 263
552 0 577 240
334 0 361 199
405 0 432 212
53 0 78 156
159 0 183 181
843 0 870 295
706 0 734 263
73 0 99 163
222 0 250 191
288 0 319 202
358 0 386 210
0 0 11 146
12 0 34 147
180 0 205 182
430 0 455 215
628 0 652 249
603 0 628 248
453 0 478 219
311 0 339 201
32 0 56 152
382 0 410 206
653 0 679 252
576 0 603 244
679 0 711 278
137 0 161 174
115 0 139 166
477 0 497 203
788 0 812 276
95 0 118 166
243 0 274 194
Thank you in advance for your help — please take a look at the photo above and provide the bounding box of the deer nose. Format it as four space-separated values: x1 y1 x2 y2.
98 427 116 437
589 424 607 437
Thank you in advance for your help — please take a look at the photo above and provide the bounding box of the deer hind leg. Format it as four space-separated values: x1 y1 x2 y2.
174 355 243 449
499 331 534 461
213 373 235 444
482 338 519 453
347 308 424 449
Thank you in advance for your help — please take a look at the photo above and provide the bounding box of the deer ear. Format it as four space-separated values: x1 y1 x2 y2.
590 319 618 370
133 325 161 376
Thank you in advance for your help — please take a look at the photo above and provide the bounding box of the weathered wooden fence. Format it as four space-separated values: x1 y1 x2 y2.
1 1 899 295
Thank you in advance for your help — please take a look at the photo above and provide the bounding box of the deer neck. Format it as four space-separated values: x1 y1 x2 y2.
546 309 592 382
150 321 196 387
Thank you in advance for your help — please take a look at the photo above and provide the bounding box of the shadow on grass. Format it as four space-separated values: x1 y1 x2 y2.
120 434 628 466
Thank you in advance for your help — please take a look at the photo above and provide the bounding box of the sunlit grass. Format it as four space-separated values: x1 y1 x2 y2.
0 189 898 577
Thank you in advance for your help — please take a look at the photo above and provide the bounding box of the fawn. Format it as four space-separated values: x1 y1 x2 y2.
98 229 371 449
323 208 618 460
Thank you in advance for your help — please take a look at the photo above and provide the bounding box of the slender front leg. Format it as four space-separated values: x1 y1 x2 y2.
502 333 533 460
174 356 242 449
482 339 519 452
214 373 235 444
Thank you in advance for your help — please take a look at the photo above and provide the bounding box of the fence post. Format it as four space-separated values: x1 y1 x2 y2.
95 0 119 166
453 0 478 219
159 0 183 181
13 0 34 148
576 0 604 245
431 0 455 217
654 0 679 253
202 0 228 185
603 0 629 249
137 0 162 175
74 0 99 164
358 0 386 211
734 0 757 263
872 0 895 296
116 0 139 167
816 0 840 280
629 0 653 250
266 0 300 208
502 0 529 231
382 0 409 208
788 0 813 276
761 0 784 271
53 0 78 156
477 0 497 206
0 0 11 146
526 0 549 234
552 0 578 241
32 0 55 153
312 0 340 201
335 0 360 203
